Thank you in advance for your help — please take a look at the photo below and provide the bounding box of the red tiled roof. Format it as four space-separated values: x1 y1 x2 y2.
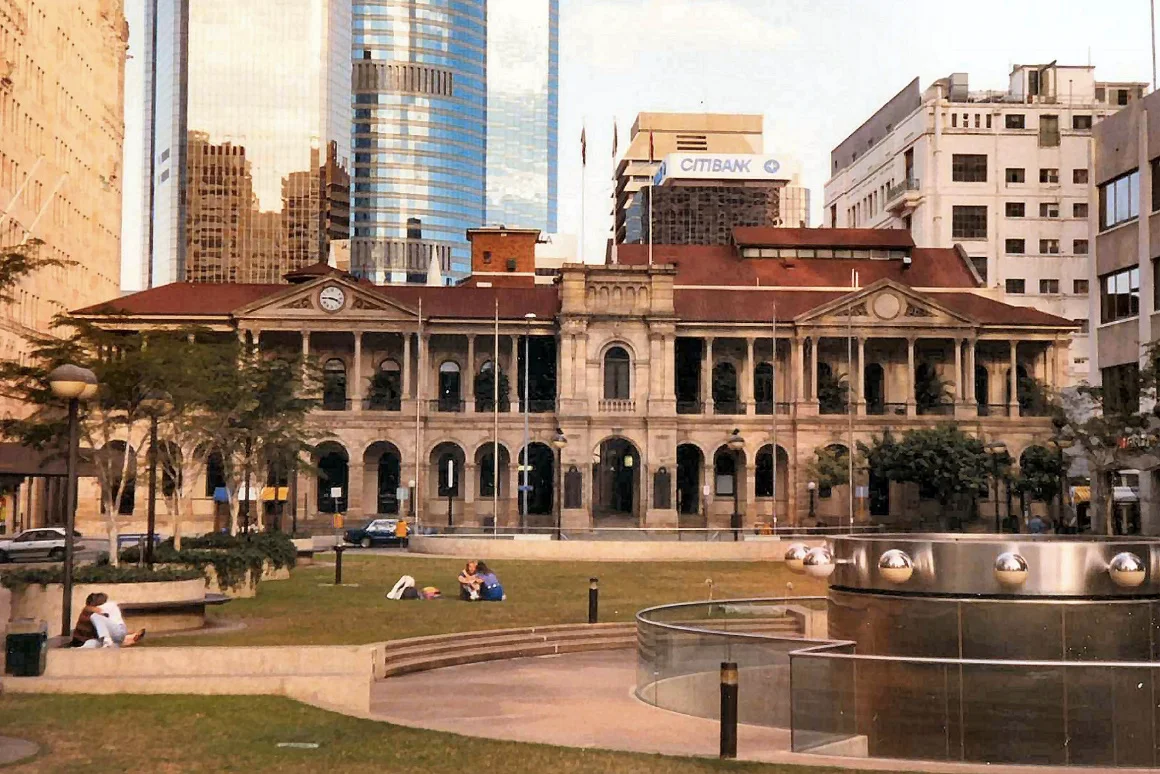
374 285 560 319
615 244 979 289
732 227 915 249
73 283 285 316
932 293 1076 327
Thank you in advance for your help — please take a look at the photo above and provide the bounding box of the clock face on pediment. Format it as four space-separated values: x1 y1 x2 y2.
319 285 346 312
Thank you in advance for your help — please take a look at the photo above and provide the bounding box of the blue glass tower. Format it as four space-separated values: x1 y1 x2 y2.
351 0 487 283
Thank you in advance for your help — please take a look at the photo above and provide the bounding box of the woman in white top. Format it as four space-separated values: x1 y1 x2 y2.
82 592 145 648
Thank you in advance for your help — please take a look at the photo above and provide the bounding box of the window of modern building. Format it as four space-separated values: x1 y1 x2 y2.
1073 279 1089 294
1073 202 1089 218
1099 169 1140 230
1153 158 1160 211
986 114 993 129
1102 362 1140 415
1005 202 1025 217
1005 238 1025 254
971 256 987 282
1039 279 1060 294
951 154 987 182
1039 168 1059 184
1039 202 1060 218
974 114 981 129
1155 258 1160 309
1005 114 1025 129
1095 86 1106 102
1073 114 1093 130
1073 239 1089 255
951 205 987 239
1100 266 1140 322
1118 89 1131 106
1005 278 1026 294
1039 115 1060 147
1075 318 1090 333
951 113 958 128
1040 239 1060 254
1005 167 1026 184
1073 168 1089 185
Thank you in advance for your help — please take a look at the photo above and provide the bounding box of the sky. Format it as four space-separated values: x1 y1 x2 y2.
120 0 1157 289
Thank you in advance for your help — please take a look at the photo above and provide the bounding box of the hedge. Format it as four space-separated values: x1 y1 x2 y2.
120 532 297 591
0 564 203 591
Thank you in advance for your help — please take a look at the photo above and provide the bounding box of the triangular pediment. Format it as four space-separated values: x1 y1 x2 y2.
796 279 976 328
235 276 418 321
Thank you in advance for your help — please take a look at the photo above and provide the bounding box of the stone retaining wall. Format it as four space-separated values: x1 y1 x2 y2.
7 578 208 633
409 536 821 562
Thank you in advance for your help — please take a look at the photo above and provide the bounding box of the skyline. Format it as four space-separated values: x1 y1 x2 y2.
123 0 1158 289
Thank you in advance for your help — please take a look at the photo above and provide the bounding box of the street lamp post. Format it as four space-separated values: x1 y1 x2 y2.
551 428 568 540
727 429 745 542
1051 416 1074 532
521 312 535 532
140 390 171 567
48 364 98 638
985 441 1008 533
807 481 817 524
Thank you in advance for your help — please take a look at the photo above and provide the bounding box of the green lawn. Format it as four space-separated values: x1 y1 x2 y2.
0 695 861 774
177 555 825 646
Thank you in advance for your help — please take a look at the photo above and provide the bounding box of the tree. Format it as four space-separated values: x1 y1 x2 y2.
1055 345 1160 534
0 319 204 563
817 366 849 414
474 366 510 412
914 363 952 412
366 370 401 410
0 240 70 302
807 445 849 495
1012 444 1066 504
860 424 992 511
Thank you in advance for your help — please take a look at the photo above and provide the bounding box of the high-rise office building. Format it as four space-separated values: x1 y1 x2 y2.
0 0 126 368
350 0 487 284
485 0 558 235
824 63 1148 384
143 0 351 286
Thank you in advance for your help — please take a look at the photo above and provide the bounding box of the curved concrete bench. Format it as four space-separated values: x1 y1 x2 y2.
378 623 637 678
118 592 231 634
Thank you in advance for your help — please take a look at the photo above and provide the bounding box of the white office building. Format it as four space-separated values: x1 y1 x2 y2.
824 64 1148 383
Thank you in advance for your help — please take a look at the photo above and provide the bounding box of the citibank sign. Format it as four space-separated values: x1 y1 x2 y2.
653 153 786 185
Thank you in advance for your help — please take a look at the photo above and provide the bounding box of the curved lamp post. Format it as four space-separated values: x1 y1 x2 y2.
551 427 567 540
48 364 98 638
727 429 744 541
807 480 817 523
139 390 172 566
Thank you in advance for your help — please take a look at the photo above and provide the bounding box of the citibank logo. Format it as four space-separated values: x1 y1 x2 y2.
764 159 781 175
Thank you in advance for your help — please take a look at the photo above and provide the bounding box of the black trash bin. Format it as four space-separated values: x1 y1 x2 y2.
5 618 48 676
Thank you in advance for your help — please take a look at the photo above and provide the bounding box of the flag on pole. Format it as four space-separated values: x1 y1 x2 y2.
580 126 587 166
611 119 618 159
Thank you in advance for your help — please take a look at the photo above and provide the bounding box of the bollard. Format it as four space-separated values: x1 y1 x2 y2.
334 544 345 585
137 536 146 568
588 577 599 624
720 661 738 759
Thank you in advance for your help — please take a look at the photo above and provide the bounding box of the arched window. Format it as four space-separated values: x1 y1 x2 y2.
438 361 462 411
205 450 226 498
369 359 401 410
714 449 737 496
323 358 347 410
604 346 630 400
755 447 775 497
754 362 774 414
437 452 460 496
713 362 739 413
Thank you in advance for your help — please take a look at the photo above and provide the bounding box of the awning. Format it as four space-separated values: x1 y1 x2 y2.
0 443 99 478
261 486 289 502
1071 486 1090 504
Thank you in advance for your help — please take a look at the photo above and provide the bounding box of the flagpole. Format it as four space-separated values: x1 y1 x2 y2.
493 297 499 535
580 123 587 263
647 182 653 266
771 301 777 534
415 297 423 534
847 271 857 533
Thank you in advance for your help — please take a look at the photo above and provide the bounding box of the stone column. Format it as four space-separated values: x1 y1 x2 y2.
809 336 818 402
856 337 866 414
465 334 476 411
966 339 977 409
906 338 916 417
419 330 429 405
301 330 310 360
464 463 476 525
573 333 588 409
559 333 573 399
348 458 365 519
791 337 803 404
743 337 754 414
353 332 363 412
664 334 676 399
954 337 963 403
702 337 714 413
403 333 412 398
649 334 663 398
1008 340 1019 415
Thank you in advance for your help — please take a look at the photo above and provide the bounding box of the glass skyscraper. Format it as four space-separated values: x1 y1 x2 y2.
350 0 487 283
485 0 559 234
143 0 352 286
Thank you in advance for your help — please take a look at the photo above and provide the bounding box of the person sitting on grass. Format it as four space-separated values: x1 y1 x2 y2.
80 592 146 648
458 560 482 600
474 561 505 602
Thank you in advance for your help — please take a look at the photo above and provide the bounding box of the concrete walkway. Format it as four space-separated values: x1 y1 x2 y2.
369 649 1160 774
0 736 38 765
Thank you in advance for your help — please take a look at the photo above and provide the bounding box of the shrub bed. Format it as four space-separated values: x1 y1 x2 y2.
119 532 297 592
0 564 202 591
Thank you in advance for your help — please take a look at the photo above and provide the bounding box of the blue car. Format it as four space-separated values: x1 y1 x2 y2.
344 518 406 548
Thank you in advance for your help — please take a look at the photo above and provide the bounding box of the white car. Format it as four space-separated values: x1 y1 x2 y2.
0 527 85 563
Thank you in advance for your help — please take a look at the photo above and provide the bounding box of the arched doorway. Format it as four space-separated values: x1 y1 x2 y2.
869 467 890 517
438 362 462 412
975 364 989 411
475 443 511 524
676 444 704 516
363 441 401 515
592 437 640 524
518 442 554 525
204 449 229 532
864 363 885 414
428 442 466 527
316 442 349 513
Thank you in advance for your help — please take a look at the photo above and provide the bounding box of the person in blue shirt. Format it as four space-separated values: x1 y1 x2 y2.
474 561 506 601
1027 514 1049 534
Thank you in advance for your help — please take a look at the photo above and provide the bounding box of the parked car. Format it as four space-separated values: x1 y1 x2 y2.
344 518 405 548
0 527 85 563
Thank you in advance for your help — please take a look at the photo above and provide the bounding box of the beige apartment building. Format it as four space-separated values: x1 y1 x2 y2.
1091 89 1160 533
45 228 1072 538
0 0 126 378
825 63 1148 385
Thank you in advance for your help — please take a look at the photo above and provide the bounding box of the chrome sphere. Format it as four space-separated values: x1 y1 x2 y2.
803 546 836 579
877 549 914 584
784 543 809 573
993 552 1029 588
1109 552 1147 588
